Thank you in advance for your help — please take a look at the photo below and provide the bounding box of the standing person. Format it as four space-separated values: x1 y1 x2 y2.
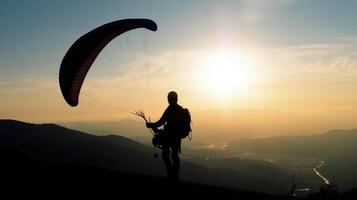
146 91 189 182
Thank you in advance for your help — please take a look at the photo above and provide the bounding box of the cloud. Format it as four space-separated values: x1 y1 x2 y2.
269 41 355 67
240 0 298 22
319 56 357 73
274 42 348 57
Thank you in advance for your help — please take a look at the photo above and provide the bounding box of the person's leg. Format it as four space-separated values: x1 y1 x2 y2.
171 142 180 181
161 145 173 178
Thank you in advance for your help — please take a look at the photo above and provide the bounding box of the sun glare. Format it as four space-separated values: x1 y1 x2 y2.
199 49 255 97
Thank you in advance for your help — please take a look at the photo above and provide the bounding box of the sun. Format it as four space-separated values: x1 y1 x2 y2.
199 49 255 97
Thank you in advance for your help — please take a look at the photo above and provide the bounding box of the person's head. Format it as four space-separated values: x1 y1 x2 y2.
167 91 178 105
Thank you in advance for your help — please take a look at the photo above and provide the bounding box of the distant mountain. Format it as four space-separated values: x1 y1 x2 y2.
229 129 357 159
60 119 147 137
59 109 355 143
0 119 290 194
229 129 357 190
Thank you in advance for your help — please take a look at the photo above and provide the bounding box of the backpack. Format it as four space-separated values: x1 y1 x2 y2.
178 108 192 140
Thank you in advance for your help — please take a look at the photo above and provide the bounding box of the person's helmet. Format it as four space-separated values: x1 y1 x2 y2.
167 91 178 105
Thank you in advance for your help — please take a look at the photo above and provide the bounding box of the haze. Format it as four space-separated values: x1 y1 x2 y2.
1 0 357 141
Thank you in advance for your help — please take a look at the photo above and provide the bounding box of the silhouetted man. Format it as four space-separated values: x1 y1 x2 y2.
146 91 183 182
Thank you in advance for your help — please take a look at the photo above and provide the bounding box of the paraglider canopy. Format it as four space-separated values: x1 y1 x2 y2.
59 18 157 107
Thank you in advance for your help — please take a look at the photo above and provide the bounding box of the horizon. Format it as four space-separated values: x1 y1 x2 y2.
2 0 357 140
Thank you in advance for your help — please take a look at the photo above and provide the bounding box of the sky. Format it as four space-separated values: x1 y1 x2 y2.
1 0 357 138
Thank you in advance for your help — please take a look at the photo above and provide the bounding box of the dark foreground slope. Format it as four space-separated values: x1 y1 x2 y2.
0 147 280 199
0 119 289 194
3 147 357 200
0 120 356 199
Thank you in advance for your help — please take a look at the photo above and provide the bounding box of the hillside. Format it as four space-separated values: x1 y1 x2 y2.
0 147 282 199
0 119 289 194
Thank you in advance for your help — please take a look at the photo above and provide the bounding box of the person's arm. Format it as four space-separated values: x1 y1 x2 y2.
146 107 168 128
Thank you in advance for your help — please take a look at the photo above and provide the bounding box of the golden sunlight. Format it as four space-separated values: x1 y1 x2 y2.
199 49 256 97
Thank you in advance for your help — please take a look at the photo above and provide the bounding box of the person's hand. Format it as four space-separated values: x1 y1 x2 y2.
146 122 152 128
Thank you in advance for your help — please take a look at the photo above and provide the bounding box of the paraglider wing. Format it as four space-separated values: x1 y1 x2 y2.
59 18 157 107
